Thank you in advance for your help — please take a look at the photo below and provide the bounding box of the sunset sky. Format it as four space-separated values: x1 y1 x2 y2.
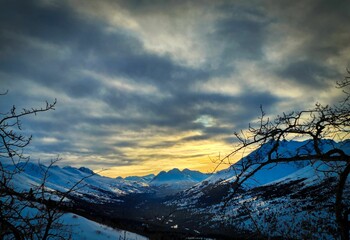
1 0 349 177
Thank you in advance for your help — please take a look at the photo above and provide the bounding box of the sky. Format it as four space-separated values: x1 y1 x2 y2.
1 0 350 177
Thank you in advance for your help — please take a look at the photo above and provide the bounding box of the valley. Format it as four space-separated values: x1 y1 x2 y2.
7 140 349 239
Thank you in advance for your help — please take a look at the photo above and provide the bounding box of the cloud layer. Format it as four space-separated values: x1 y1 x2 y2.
1 0 349 176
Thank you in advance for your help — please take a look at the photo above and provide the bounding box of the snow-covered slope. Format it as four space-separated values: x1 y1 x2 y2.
5 162 153 203
124 174 155 183
182 168 211 182
186 139 348 194
62 213 147 240
168 161 350 239
204 140 317 185
2 162 151 239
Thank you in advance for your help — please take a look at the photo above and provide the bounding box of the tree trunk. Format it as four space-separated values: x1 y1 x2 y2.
335 162 350 240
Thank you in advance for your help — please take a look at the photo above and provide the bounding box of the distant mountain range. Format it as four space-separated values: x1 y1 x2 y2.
4 161 212 203
151 168 210 183
118 168 210 184
117 168 211 195
7 139 349 203
5 162 153 204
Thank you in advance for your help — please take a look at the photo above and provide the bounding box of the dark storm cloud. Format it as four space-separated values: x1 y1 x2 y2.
0 1 77 43
64 77 103 98
211 7 267 61
279 61 339 88
116 0 192 12
299 0 350 45
28 139 73 155
0 2 84 85
268 0 350 87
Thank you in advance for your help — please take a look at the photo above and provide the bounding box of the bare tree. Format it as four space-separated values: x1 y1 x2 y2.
0 93 90 239
219 71 350 239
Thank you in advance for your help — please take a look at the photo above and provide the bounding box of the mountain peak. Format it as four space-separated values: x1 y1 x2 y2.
79 167 94 175
168 168 181 173
151 168 210 186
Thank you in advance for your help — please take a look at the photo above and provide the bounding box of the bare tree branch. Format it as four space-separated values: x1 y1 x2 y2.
220 73 350 239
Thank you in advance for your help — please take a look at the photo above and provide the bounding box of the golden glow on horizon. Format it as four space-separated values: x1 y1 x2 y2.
98 127 350 178
98 139 241 178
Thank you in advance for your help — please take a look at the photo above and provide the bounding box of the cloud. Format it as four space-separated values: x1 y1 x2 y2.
0 0 349 175
278 60 338 89
211 8 267 61
262 0 350 87
69 0 216 67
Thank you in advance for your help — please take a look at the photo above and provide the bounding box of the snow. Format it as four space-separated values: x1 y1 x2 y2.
196 139 349 189
3 162 153 203
147 168 211 195
62 213 147 240
0 202 148 240
150 168 210 186
166 139 350 239
124 174 155 183
2 163 149 240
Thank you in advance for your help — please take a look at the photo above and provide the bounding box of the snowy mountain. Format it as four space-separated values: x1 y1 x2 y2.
147 168 211 195
189 139 345 190
2 162 154 239
116 168 211 196
184 140 346 198
151 168 210 185
78 166 95 175
163 140 350 238
4 162 153 204
182 168 211 181
108 168 209 197
4 161 211 203
124 174 155 183
165 160 349 238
